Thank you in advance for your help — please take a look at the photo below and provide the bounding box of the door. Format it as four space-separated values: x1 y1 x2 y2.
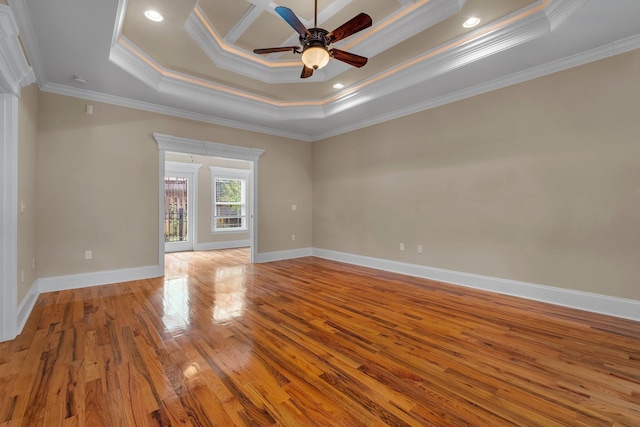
164 168 196 252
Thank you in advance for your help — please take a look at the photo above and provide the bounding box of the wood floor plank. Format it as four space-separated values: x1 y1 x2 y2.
2 248 639 426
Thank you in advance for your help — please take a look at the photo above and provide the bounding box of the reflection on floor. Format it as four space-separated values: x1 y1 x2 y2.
165 251 247 327
2 247 640 426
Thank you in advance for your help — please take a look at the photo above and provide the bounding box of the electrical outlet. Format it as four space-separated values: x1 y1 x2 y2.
291 204 297 211
85 250 92 260
400 243 405 251
291 234 296 241
32 258 36 269
21 269 24 283
418 245 423 254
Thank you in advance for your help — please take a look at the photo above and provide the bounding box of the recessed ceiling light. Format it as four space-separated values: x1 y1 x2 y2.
463 17 480 28
144 10 164 22
333 83 344 89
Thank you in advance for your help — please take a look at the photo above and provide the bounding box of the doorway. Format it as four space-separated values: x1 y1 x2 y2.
164 161 200 253
154 133 264 269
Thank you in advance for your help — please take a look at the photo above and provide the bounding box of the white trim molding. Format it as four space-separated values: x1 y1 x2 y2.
105 0 592 127
0 94 19 342
184 0 464 83
314 32 640 141
154 133 264 264
154 133 264 162
194 240 250 252
40 81 310 141
256 248 313 263
16 265 161 331
37 264 163 294
0 5 36 95
6 0 44 86
22 2 635 143
210 166 251 234
312 248 640 322
16 280 38 334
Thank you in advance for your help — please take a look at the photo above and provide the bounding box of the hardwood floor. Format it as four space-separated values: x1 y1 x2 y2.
1 248 639 426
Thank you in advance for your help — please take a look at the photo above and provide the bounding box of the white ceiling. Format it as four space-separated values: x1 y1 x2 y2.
8 0 640 141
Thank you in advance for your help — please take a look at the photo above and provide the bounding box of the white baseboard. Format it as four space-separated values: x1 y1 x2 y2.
312 248 640 322
38 264 163 294
16 281 39 335
14 249 639 342
193 239 250 251
256 247 313 263
13 264 162 338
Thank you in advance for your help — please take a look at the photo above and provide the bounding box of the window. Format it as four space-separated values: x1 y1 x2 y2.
210 167 250 232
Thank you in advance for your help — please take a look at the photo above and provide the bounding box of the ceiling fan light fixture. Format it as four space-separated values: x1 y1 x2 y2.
301 46 330 70
254 3 372 78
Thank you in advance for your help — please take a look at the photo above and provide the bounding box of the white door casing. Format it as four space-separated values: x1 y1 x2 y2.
154 133 264 271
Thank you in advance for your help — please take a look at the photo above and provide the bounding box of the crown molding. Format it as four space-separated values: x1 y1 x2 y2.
544 0 589 31
0 5 35 95
111 0 127 48
109 40 163 90
109 37 320 120
349 0 464 58
6 0 42 87
109 0 584 125
33 30 640 144
40 82 312 141
185 4 308 83
24 0 636 142
183 0 464 84
224 3 262 45
321 5 552 119
313 32 640 141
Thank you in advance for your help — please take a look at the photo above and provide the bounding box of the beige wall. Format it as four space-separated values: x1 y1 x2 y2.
165 153 252 245
313 49 640 301
36 92 312 277
17 84 38 304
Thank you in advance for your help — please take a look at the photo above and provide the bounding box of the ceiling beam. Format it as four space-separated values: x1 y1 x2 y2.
226 1 278 44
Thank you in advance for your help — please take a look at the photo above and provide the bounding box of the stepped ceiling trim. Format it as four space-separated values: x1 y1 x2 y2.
10 0 639 141
186 0 465 83
0 5 35 95
108 0 568 120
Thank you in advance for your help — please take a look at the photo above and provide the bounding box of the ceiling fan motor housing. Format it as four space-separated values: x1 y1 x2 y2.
300 28 330 50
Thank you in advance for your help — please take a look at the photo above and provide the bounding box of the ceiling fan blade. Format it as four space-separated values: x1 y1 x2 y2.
327 13 372 43
275 6 311 37
330 49 368 68
253 46 300 54
301 65 314 79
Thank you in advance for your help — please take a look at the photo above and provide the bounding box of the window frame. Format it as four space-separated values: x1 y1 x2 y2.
210 166 250 233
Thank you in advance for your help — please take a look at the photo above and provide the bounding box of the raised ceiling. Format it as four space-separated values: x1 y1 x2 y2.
9 0 640 140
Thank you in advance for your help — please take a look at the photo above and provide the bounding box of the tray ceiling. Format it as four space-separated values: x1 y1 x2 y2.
8 0 640 140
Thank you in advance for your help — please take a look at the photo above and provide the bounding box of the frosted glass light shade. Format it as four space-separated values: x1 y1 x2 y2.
301 46 330 70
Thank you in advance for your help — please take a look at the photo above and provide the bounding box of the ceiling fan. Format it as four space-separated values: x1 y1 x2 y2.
253 0 372 79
